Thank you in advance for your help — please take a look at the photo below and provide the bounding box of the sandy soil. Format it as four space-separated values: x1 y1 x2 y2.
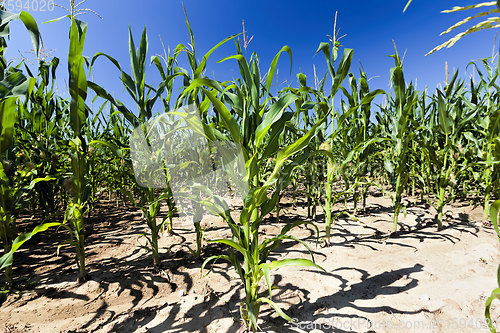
1 192 499 333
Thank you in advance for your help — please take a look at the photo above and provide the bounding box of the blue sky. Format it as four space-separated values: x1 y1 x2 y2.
5 0 500 109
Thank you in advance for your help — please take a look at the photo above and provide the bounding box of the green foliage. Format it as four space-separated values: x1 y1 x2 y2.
485 200 500 332
191 41 331 330
0 5 498 332
64 16 90 282
0 8 42 288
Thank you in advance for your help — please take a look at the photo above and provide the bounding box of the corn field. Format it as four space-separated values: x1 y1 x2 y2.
0 3 499 333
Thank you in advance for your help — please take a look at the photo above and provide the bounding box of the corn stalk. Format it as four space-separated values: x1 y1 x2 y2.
190 40 330 331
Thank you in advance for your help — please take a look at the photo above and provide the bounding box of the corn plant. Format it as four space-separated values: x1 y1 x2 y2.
19 57 68 220
420 71 478 229
465 57 500 221
287 72 327 220
34 0 99 282
0 9 41 287
90 27 159 268
171 9 239 256
184 39 352 331
149 47 181 236
381 51 420 232
306 41 354 245
309 56 384 243
337 71 386 213
1 8 97 285
63 16 90 281
485 199 500 333
89 26 189 267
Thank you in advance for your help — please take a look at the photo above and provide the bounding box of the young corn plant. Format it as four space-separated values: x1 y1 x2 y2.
466 57 500 222
64 16 90 281
311 40 354 245
1 8 95 287
485 199 500 333
89 26 184 267
310 62 383 244
286 72 327 220
422 72 477 229
0 8 41 287
383 50 420 232
337 71 386 214
41 0 101 282
171 9 239 256
19 57 68 220
0 98 29 288
185 39 355 331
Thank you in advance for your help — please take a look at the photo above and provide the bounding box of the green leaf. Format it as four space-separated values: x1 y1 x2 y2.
258 297 292 322
201 255 233 277
264 45 292 93
437 93 452 135
195 84 241 144
194 33 240 78
138 26 148 79
392 66 406 105
0 222 63 270
0 70 28 98
268 258 325 272
261 111 293 160
255 93 298 148
403 0 413 12
332 48 354 96
91 53 136 95
68 18 88 136
128 26 141 88
208 238 246 256
18 11 40 56
43 15 70 24
0 97 17 155
89 140 124 158
485 286 500 333
491 200 500 242
0 10 40 55
266 116 326 185
26 176 56 190
259 263 273 297
315 42 334 80
87 81 136 125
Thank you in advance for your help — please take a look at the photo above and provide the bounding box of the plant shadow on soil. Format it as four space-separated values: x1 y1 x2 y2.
258 263 428 333
70 243 244 333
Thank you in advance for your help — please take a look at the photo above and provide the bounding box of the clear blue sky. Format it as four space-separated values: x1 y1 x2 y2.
6 0 500 108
